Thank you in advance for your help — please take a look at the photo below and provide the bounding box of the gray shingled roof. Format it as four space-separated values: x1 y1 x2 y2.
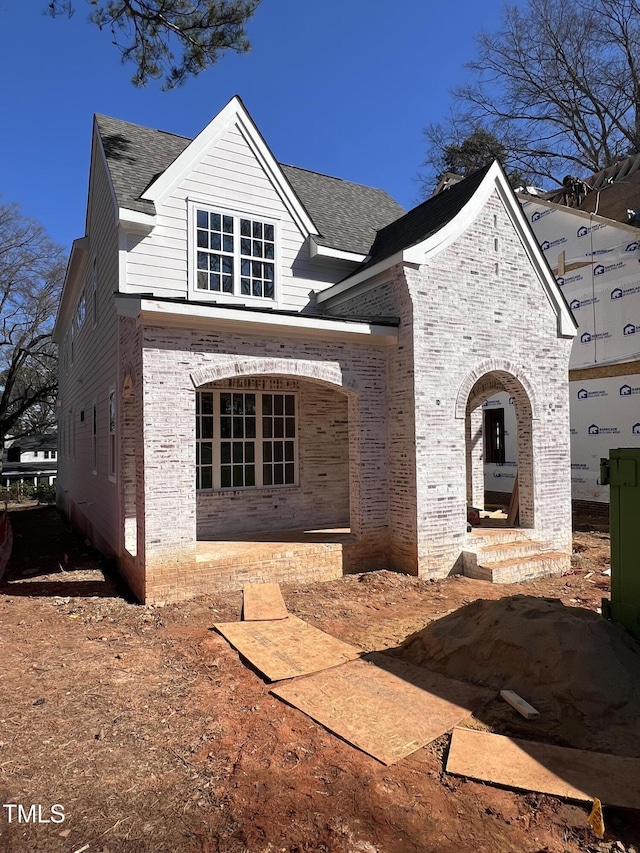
95 114 405 254
354 162 492 271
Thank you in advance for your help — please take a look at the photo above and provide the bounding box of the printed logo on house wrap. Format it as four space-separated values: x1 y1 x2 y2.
493 471 516 479
540 237 567 251
588 424 620 435
571 463 590 470
577 223 606 239
482 399 503 407
569 297 599 311
531 209 553 222
633 423 640 435
620 383 640 396
626 241 640 252
556 272 584 287
594 261 626 276
570 427 579 435
580 331 611 343
623 323 640 335
611 283 640 299
577 388 608 400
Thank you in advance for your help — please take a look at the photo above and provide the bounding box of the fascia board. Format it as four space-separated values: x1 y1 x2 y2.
309 237 368 264
140 96 317 238
114 297 397 345
118 208 156 234
316 251 405 304
53 237 89 342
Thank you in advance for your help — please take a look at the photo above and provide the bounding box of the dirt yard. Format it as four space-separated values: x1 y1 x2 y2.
0 505 637 853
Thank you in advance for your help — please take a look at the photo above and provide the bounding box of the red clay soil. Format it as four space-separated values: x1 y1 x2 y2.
0 505 636 853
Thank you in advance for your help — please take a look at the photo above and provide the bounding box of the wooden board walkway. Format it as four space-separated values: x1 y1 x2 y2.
243 583 288 621
446 728 640 809
214 615 361 682
272 653 493 765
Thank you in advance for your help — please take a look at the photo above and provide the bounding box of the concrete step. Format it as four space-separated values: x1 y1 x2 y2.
474 538 555 564
464 551 571 584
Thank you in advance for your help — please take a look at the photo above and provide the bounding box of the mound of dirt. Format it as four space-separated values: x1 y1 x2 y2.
395 595 640 755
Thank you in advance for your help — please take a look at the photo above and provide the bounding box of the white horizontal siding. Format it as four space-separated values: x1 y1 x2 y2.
124 121 345 310
57 138 121 556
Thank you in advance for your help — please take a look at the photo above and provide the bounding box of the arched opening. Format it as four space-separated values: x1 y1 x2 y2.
464 370 534 530
194 370 360 553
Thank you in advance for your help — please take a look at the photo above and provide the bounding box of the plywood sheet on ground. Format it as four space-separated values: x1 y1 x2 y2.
214 615 361 681
271 653 494 765
243 583 288 621
446 728 640 809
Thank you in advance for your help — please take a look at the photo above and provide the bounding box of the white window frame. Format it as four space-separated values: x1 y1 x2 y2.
108 389 116 483
196 390 298 492
187 200 280 307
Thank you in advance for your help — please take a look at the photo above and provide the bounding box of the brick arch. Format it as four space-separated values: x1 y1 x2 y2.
190 358 359 394
455 359 539 420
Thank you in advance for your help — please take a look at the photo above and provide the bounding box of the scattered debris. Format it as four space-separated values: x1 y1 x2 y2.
588 797 605 838
500 689 540 719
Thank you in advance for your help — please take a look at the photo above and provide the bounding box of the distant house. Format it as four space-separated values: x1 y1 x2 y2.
482 158 640 517
53 96 576 604
2 435 58 489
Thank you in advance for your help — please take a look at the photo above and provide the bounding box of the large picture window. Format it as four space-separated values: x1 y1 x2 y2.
196 391 297 490
193 206 276 300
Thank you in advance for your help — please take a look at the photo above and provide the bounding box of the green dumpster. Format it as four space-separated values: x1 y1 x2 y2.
600 448 640 641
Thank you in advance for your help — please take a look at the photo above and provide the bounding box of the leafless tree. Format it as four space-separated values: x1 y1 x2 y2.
48 0 261 89
422 0 640 193
0 202 65 455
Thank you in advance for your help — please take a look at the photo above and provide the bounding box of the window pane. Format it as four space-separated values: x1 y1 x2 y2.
274 442 284 463
285 463 295 484
241 279 250 295
197 209 208 228
197 271 208 290
285 395 295 415
201 467 212 489
221 417 231 438
284 441 294 461
210 232 221 251
245 465 255 487
245 442 255 463
265 280 274 299
211 212 221 231
246 417 256 438
201 393 213 415
222 275 233 293
253 240 263 257
241 238 251 256
253 280 262 298
201 443 212 465
274 418 284 438
274 465 284 485
223 235 234 253
221 442 231 464
262 394 272 415
246 394 256 414
253 221 262 238
274 395 284 415
264 223 274 241
285 417 295 437
197 230 208 248
233 466 243 487
202 417 213 439
233 443 243 464
262 417 272 438
223 215 234 233
240 219 251 236
264 243 274 260
221 466 231 488
220 393 232 414
233 418 244 438
263 442 272 462
233 395 243 415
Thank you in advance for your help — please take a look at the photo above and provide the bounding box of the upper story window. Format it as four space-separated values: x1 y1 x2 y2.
191 204 276 302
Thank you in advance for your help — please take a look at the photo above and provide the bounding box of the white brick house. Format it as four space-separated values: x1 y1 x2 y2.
54 96 577 603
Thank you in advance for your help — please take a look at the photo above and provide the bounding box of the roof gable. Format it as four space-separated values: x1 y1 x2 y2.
94 101 405 256
318 162 577 338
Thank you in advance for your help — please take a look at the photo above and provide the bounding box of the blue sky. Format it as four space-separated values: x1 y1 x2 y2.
0 1 510 251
